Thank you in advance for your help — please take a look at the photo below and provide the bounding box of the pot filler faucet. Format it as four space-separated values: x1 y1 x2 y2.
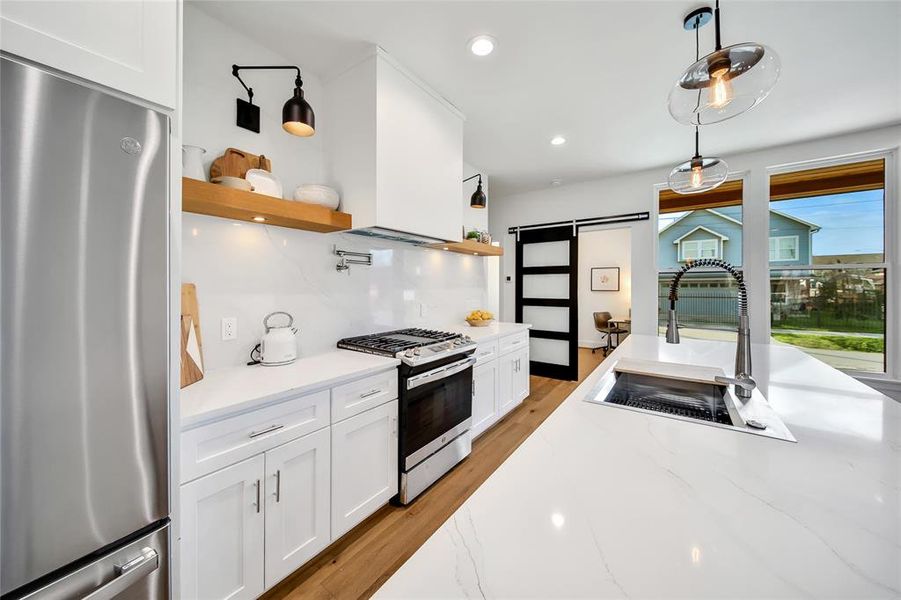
665 258 756 399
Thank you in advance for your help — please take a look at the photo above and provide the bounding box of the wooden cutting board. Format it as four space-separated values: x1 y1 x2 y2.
209 148 271 179
180 283 205 388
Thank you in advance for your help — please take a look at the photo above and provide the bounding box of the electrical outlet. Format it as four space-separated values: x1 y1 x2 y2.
419 303 428 317
221 317 237 341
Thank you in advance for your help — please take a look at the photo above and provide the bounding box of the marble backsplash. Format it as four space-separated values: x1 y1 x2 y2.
183 213 500 371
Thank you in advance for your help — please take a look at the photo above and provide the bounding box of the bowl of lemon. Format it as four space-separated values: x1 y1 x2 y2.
466 310 494 327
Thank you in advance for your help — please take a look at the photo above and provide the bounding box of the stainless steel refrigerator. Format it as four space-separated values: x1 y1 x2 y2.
1 56 170 599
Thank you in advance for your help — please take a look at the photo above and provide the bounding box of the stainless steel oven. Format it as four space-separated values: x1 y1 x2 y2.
398 353 475 503
337 328 478 505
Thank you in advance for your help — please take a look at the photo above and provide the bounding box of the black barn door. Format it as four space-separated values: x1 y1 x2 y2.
515 225 578 380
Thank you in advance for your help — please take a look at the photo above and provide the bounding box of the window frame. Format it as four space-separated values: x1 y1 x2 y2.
765 150 895 380
680 237 720 261
769 235 800 262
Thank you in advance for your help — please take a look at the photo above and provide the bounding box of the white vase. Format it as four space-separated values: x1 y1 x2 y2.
182 145 207 181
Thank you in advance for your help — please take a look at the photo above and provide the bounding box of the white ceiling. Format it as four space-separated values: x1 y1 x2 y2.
193 1 901 198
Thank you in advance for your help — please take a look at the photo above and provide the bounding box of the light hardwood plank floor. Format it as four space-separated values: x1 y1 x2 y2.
263 348 607 600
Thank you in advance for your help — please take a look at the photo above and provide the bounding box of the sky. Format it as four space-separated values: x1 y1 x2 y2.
658 190 884 257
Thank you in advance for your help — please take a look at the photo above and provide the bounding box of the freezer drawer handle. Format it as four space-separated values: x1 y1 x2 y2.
82 547 159 600
249 424 284 438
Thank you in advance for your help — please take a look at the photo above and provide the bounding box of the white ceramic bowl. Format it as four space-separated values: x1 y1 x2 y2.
211 176 253 191
245 169 283 199
293 184 340 210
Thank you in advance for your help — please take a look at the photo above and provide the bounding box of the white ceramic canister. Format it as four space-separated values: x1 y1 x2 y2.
182 145 207 181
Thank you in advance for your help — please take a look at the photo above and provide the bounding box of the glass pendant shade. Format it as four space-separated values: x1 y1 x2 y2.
668 42 781 125
282 87 315 137
668 156 728 194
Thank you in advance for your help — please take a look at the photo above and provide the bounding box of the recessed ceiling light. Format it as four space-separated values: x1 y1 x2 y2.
551 178 563 186
550 136 566 146
253 216 266 222
469 35 496 56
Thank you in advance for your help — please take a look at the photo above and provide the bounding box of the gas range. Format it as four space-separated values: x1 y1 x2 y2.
337 328 476 367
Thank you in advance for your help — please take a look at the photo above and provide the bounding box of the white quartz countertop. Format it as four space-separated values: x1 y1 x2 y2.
376 334 901 599
446 321 531 342
180 350 399 429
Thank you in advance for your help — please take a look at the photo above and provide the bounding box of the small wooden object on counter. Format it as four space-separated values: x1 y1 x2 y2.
180 283 205 388
182 178 352 233
427 239 503 256
209 147 272 180
180 316 204 388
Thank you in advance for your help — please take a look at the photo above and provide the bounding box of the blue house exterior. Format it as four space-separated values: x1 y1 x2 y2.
658 207 819 329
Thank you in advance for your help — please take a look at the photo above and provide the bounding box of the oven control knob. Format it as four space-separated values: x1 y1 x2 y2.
405 349 414 358
413 348 422 356
453 338 462 345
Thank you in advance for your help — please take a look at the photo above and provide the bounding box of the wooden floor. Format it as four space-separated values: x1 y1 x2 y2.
264 348 607 600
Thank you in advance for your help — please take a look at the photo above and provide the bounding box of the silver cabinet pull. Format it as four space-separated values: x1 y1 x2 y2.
359 388 381 399
254 479 261 513
392 416 398 438
82 547 159 600
249 424 284 439
275 470 281 503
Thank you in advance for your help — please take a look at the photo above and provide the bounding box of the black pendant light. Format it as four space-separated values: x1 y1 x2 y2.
232 64 315 137
464 173 487 208
668 2 781 126
668 127 728 194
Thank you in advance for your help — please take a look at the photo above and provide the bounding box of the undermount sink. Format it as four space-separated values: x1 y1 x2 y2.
585 358 796 442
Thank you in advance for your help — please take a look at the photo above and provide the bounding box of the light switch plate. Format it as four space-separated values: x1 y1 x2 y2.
221 317 237 341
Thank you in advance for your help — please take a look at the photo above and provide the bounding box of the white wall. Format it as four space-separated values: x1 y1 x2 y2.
183 4 326 193
490 124 901 381
182 6 497 371
578 228 631 347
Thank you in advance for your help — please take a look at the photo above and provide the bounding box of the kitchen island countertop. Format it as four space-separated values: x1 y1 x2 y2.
376 334 901 599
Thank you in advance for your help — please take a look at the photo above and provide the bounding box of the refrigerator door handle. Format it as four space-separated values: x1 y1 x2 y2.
81 547 159 600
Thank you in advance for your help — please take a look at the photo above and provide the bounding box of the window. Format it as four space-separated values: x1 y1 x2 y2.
769 159 886 373
769 236 799 261
658 180 742 341
681 238 719 261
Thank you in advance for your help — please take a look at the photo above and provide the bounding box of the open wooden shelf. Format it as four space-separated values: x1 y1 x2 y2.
182 178 352 233
427 238 503 256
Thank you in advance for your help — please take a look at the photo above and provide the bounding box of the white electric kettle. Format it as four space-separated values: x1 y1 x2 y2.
257 311 298 366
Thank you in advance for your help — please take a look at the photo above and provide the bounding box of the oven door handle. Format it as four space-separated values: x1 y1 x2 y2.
406 356 476 390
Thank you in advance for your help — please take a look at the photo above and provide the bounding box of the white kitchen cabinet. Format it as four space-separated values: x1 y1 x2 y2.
180 455 265 600
331 399 399 539
264 427 331 588
471 360 500 439
499 346 530 417
0 0 178 108
326 47 464 241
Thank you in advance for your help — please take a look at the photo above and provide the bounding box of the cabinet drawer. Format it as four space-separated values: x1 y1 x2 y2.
499 331 529 355
181 390 330 483
474 340 499 365
331 368 398 423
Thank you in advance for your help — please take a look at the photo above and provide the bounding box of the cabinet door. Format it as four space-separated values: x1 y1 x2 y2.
332 400 398 539
180 455 265 600
514 348 531 403
471 361 499 438
0 0 177 108
498 353 516 417
264 427 331 588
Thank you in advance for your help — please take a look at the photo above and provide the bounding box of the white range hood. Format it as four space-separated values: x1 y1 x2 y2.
325 47 465 243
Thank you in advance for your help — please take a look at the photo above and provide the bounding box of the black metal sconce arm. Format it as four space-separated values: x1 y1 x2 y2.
463 173 482 185
231 64 304 104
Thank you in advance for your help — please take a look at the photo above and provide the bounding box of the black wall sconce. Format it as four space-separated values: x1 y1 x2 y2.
464 173 486 208
231 64 315 137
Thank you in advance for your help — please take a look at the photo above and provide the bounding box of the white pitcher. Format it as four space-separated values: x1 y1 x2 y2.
182 145 207 181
